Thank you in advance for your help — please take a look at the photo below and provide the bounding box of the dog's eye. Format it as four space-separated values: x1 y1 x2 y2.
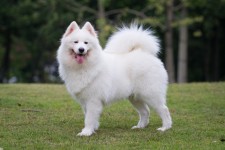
84 41 88 44
74 41 78 43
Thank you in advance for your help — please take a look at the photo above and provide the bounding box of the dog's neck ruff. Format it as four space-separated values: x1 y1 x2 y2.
63 63 102 96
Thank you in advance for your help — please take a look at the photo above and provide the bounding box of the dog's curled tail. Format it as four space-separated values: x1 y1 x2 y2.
104 24 160 56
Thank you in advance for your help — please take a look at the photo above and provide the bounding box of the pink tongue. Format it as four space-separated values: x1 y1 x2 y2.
76 55 85 64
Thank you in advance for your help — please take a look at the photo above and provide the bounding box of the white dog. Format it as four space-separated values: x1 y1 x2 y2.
57 21 172 136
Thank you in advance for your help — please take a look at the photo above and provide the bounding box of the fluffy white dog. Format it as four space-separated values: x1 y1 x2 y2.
57 21 172 136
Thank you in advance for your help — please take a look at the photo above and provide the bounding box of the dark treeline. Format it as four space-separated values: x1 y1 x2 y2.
0 0 225 83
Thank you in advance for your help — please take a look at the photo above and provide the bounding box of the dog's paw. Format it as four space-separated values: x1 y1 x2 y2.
131 125 145 129
131 126 138 129
131 122 148 129
94 122 99 131
157 126 171 132
77 128 95 136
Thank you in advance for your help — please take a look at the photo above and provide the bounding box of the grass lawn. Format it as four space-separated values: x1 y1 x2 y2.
0 83 225 149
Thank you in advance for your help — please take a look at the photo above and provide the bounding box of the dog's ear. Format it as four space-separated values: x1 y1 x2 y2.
82 22 97 37
63 21 79 37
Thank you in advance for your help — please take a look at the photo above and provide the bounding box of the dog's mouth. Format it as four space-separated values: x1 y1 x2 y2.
70 49 89 64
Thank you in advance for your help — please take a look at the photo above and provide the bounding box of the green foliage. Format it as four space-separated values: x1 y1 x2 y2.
0 0 225 82
0 83 225 149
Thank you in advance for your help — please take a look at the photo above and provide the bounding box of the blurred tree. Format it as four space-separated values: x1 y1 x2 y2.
165 0 175 83
0 0 18 82
187 0 225 81
0 0 86 82
97 0 107 45
177 0 188 83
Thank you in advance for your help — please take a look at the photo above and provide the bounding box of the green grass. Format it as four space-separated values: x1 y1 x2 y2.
0 83 225 149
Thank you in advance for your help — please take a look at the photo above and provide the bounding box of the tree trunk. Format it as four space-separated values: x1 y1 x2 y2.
0 28 11 83
97 0 107 45
165 0 175 83
213 26 220 81
177 6 188 83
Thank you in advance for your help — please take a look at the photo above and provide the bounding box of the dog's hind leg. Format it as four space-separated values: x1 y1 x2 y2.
155 104 172 131
143 96 172 131
129 98 150 129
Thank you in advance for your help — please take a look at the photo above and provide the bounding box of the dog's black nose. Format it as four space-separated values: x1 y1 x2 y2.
79 48 84 53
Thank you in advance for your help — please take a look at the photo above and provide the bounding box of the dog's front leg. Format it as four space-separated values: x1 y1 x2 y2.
77 100 103 136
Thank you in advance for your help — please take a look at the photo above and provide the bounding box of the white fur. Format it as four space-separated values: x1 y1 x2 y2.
57 21 172 136
105 25 159 56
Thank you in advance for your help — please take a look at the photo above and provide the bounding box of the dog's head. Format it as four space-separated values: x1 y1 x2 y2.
57 21 102 66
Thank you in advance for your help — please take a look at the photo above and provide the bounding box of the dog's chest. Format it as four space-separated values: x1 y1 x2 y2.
64 67 100 96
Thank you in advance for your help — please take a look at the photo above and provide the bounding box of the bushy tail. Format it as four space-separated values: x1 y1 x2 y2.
104 24 160 56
